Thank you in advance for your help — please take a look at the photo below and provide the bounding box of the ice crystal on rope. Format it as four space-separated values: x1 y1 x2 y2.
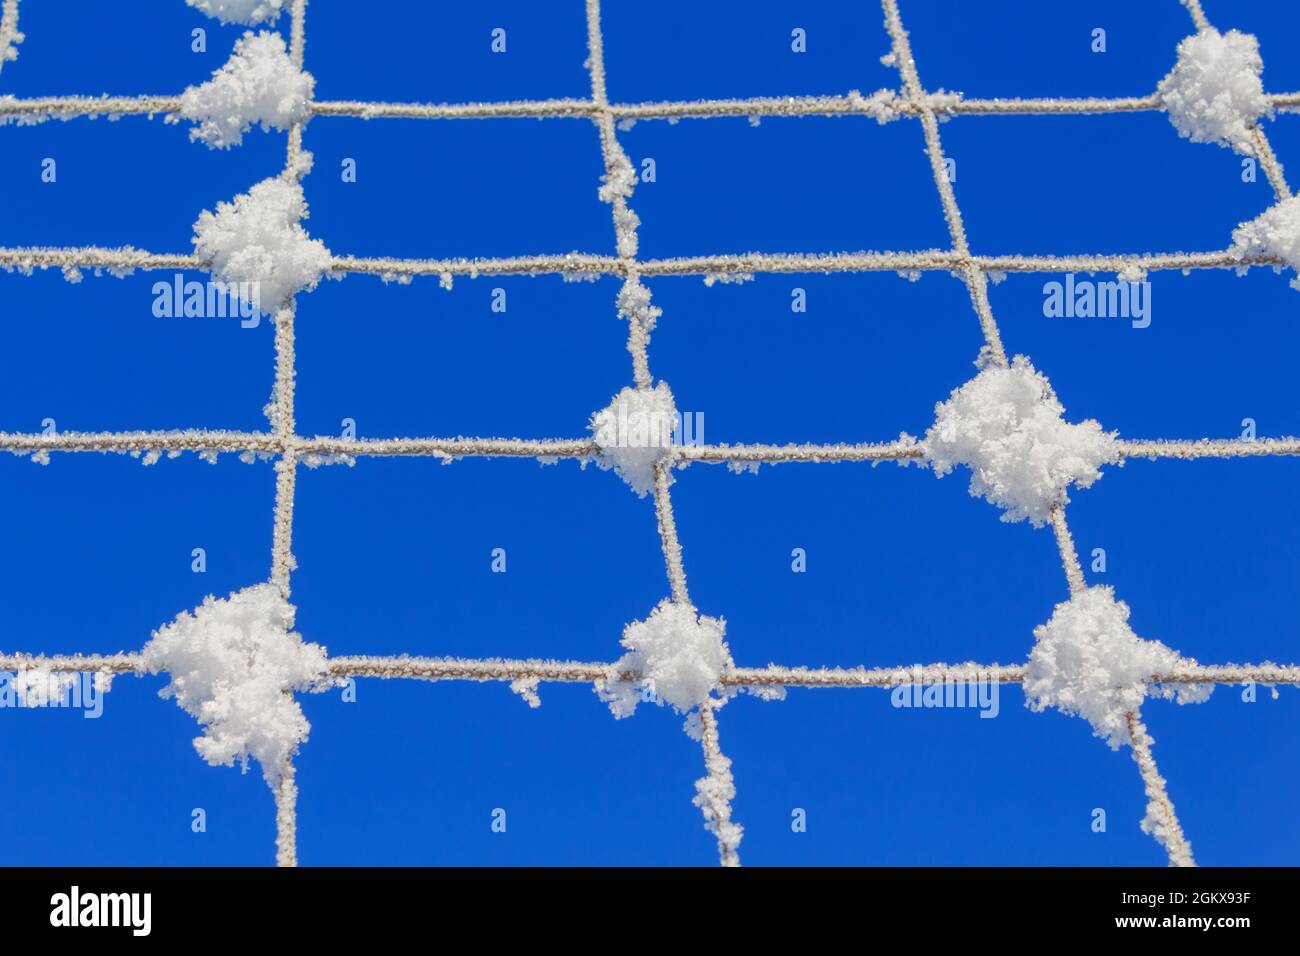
192 176 332 314
597 600 732 719
693 737 742 867
0 1 22 73
1157 28 1269 155
179 30 313 148
1023 586 1211 749
142 585 335 784
598 146 640 259
590 382 678 498
922 355 1120 526
617 278 662 334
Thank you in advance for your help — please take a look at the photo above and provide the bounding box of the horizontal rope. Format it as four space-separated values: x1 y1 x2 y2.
1121 437 1300 459
0 652 1293 688
2 245 1286 282
0 431 1296 464
4 91 1299 123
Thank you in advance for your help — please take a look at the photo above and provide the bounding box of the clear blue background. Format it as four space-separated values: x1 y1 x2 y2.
1 0 1298 866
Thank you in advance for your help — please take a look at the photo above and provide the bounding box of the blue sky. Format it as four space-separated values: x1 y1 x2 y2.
1 0 1298 866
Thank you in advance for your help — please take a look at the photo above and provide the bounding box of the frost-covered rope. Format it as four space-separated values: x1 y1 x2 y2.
0 95 182 118
1126 712 1195 867
1250 125 1291 201
2 431 1298 464
7 90 1300 123
1119 436 1300 459
270 454 298 594
695 703 741 867
881 0 1007 368
584 0 652 390
3 245 1292 282
2 651 1295 687
641 249 1287 277
274 758 298 867
1048 505 1087 596
584 0 690 601
585 0 739 866
1179 0 1211 33
269 300 300 596
652 462 691 605
264 0 310 867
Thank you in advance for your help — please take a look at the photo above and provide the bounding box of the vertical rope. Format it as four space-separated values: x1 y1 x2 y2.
1250 124 1291 201
584 0 654 389
274 758 299 867
880 0 1007 367
1126 712 1196 866
1178 0 1212 32
652 461 691 607
585 0 740 866
1048 504 1087 596
268 0 311 868
695 703 742 867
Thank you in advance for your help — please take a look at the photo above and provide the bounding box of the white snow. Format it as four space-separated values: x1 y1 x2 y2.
142 584 335 783
922 355 1120 526
187 0 283 26
1023 586 1211 749
192 176 332 313
598 600 732 718
1157 28 1269 155
179 31 313 148
590 381 678 497
702 272 754 287
1230 194 1300 290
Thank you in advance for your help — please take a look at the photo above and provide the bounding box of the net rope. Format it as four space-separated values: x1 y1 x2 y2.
0 0 1296 866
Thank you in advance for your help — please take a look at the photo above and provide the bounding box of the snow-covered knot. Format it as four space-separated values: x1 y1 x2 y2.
597 600 733 719
1230 194 1300 290
178 30 313 149
187 0 284 26
922 355 1120 526
192 176 332 315
142 584 338 785
590 382 678 497
1157 28 1270 156
1023 586 1211 749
